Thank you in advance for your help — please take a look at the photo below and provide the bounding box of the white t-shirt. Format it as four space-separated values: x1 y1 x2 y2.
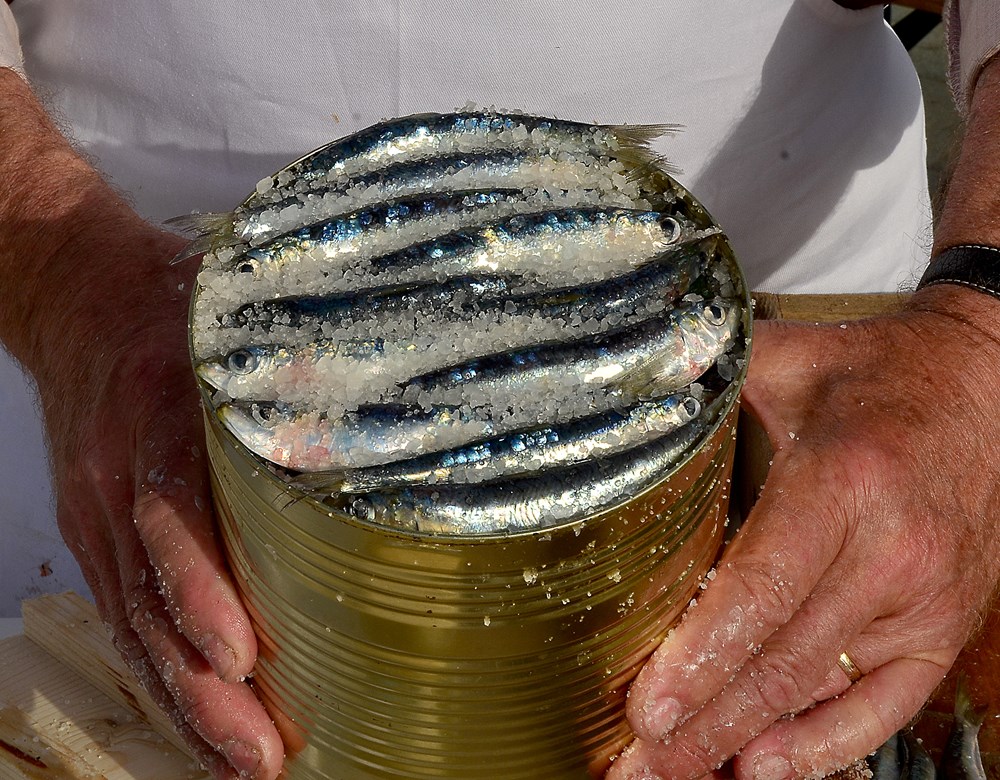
0 0 932 613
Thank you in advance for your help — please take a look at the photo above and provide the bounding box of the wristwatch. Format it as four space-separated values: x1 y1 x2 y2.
916 244 1000 300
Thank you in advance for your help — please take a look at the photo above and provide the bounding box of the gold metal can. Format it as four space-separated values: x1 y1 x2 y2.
203 365 746 778
194 164 751 778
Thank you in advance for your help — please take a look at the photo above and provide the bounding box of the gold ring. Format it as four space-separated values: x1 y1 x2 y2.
837 651 863 683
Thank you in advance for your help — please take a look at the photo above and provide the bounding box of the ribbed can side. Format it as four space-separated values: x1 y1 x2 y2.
208 397 739 780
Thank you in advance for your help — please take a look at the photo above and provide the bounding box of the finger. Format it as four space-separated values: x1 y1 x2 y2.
625 458 845 744
733 657 950 780
621 571 877 779
740 319 855 450
58 493 238 778
607 740 733 780
132 400 257 683
113 508 284 780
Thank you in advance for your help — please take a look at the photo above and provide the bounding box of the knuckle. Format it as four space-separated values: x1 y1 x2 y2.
726 560 798 623
123 580 167 637
670 733 726 775
746 651 815 715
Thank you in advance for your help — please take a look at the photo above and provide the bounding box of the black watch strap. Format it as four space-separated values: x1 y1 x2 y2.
917 244 1000 299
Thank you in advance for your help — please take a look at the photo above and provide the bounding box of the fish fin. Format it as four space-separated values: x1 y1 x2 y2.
164 210 235 236
617 145 683 179
606 122 683 147
611 353 694 400
290 470 347 495
164 212 240 264
598 122 685 179
167 234 225 264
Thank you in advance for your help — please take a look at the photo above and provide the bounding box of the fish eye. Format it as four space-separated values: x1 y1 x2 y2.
250 403 275 423
226 349 258 374
682 397 701 418
704 303 727 326
660 216 682 244
350 497 376 522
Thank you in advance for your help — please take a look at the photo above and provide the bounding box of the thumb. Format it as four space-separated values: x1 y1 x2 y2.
740 318 857 453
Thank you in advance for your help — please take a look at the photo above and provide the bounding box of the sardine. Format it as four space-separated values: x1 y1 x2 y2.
867 733 902 780
398 298 740 428
899 730 936 780
216 401 495 472
216 207 697 300
941 678 987 780
197 250 711 408
296 393 703 493
197 339 387 404
173 144 667 257
342 417 707 534
245 110 677 205
216 241 707 346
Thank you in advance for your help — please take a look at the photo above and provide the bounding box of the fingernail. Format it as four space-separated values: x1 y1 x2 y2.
198 633 237 679
753 754 793 780
222 739 261 779
637 696 684 741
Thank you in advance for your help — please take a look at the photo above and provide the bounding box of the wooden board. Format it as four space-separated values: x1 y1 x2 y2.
0 622 206 779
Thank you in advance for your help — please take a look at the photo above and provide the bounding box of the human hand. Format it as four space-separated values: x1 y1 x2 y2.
32 223 284 779
607 285 1000 779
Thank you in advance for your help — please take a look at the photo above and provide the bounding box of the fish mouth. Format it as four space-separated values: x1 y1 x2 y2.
195 361 231 392
217 403 284 461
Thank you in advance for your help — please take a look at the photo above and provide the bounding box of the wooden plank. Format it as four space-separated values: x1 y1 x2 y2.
752 291 907 322
20 593 188 759
0 634 206 780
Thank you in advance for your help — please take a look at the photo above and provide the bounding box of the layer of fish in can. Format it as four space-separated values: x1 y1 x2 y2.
185 108 748 535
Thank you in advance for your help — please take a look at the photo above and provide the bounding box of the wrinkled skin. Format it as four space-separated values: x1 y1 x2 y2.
607 287 1000 780
34 224 285 780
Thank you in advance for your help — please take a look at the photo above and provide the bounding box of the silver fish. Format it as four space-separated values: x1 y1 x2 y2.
219 207 696 299
220 275 521 331
216 401 495 472
610 297 742 399
899 730 936 780
342 418 706 534
296 393 703 493
172 146 665 257
867 733 902 780
197 339 387 404
245 110 678 206
218 188 546 275
197 245 708 407
398 298 741 429
218 241 707 347
941 678 987 780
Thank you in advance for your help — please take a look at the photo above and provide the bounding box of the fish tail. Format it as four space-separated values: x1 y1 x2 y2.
164 211 240 264
598 122 684 180
954 674 987 730
290 470 347 494
620 146 683 179
164 210 237 237
605 122 682 148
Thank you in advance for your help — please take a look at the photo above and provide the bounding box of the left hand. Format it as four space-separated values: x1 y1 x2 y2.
607 284 1000 779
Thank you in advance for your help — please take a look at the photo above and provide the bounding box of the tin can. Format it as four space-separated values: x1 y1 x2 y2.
194 169 751 779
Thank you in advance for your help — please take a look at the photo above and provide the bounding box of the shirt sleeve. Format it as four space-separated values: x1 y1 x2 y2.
946 0 1000 111
0 2 24 76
